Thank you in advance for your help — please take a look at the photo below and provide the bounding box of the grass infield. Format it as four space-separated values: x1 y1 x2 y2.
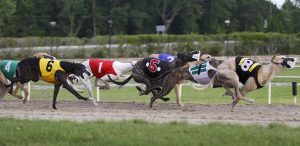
0 118 299 146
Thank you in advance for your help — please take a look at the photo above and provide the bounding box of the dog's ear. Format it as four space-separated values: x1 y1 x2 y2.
271 55 277 62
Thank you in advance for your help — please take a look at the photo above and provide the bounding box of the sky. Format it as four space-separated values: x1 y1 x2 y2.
271 0 286 8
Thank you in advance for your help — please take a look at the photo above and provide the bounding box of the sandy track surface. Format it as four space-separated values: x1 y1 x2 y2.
0 100 299 127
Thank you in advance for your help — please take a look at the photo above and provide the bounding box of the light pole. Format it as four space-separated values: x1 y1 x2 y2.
166 20 172 53
224 19 230 58
107 19 113 59
50 21 56 55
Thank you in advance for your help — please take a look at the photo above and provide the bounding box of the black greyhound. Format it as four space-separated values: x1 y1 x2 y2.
109 51 203 107
9 57 93 109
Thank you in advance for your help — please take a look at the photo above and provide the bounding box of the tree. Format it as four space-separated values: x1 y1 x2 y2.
151 0 184 32
0 0 16 36
57 0 89 36
200 0 236 34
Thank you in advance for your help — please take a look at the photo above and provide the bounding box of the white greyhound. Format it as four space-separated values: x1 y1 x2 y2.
71 59 136 102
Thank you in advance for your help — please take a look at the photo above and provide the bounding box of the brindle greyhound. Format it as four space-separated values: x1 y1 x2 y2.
143 58 221 108
193 55 297 112
148 52 212 106
109 51 207 107
9 57 93 109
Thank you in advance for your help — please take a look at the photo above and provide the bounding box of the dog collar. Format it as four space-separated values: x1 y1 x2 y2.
272 61 283 67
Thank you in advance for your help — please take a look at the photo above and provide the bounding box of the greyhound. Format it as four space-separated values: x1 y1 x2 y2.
0 52 57 103
70 59 136 101
0 60 29 103
148 52 212 106
34 52 56 60
193 55 297 112
109 51 206 107
9 57 94 109
142 58 221 108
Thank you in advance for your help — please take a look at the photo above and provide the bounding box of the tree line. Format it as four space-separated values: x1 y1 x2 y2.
0 0 300 38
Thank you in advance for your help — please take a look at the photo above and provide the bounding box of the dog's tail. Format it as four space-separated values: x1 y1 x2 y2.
189 75 216 91
108 74 132 86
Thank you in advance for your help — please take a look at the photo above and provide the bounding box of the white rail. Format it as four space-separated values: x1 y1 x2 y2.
268 76 298 105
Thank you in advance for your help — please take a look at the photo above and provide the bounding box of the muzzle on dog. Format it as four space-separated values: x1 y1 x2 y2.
282 57 297 68
181 50 201 62
80 70 93 80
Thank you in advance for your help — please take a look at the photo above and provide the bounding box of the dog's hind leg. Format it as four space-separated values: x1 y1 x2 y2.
150 74 177 108
94 78 110 90
215 69 242 112
10 84 23 100
238 79 257 103
174 84 184 107
132 72 152 95
16 82 29 103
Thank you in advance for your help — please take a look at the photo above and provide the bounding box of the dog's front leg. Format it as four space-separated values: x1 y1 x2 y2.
55 71 94 104
52 84 61 109
81 77 98 105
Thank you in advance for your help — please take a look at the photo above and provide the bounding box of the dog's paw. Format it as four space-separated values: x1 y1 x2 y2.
160 97 170 102
22 97 28 104
135 86 144 96
88 97 98 106
178 103 185 107
245 98 255 103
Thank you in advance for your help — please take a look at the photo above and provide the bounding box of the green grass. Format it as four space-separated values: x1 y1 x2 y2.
0 118 299 146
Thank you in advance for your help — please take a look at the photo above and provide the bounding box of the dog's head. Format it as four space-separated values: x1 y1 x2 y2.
177 51 199 62
177 51 212 62
72 63 93 80
67 74 80 84
271 55 297 68
200 54 212 62
34 52 56 60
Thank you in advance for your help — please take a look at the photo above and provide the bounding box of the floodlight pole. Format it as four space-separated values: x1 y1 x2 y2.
50 21 56 55
224 20 230 58
108 19 113 59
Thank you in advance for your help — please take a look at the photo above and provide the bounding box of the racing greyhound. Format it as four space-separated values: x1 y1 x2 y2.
0 52 57 103
193 55 297 112
148 52 212 106
143 58 221 107
109 51 206 107
72 59 137 101
9 57 93 109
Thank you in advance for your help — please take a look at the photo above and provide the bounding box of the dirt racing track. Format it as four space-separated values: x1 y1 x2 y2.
0 100 299 127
